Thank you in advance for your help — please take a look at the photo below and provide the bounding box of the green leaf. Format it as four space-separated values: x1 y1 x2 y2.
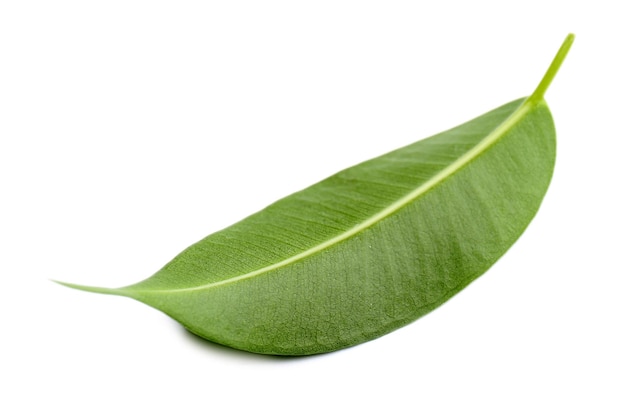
57 34 574 355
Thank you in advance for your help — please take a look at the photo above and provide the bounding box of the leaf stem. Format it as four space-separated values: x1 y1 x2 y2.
528 33 575 104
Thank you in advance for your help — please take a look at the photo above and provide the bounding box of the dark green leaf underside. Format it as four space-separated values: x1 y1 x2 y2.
57 34 573 355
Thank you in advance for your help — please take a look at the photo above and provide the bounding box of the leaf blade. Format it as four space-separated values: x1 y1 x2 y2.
130 99 555 354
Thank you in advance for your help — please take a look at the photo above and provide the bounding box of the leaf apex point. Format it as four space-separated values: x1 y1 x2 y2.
53 280 124 296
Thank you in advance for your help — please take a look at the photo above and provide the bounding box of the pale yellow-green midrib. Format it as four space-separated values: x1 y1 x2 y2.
140 100 534 295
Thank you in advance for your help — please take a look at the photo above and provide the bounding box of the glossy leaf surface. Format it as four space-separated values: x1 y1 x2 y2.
58 35 573 355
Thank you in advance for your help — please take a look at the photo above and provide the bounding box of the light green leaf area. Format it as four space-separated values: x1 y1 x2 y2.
58 34 574 355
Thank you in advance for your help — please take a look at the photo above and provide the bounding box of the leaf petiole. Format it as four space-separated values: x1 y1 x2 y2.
528 33 575 104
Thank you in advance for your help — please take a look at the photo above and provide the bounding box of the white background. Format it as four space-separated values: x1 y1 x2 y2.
1 1 624 402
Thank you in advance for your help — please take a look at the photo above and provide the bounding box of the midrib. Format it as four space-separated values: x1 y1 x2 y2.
146 100 533 295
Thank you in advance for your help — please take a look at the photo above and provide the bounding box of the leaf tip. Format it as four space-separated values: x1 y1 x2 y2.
53 279 128 297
